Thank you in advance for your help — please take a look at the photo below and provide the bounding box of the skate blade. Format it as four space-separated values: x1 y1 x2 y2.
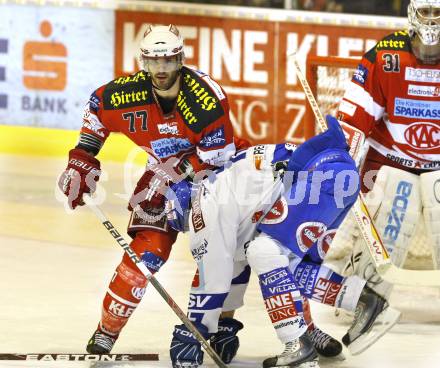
348 306 401 355
318 351 346 362
272 359 320 368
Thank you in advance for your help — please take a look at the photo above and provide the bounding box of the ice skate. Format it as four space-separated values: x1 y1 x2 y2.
307 326 345 360
263 333 319 368
342 285 401 355
86 329 117 354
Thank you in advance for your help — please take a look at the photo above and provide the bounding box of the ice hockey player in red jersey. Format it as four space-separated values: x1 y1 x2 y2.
336 0 440 307
57 24 247 356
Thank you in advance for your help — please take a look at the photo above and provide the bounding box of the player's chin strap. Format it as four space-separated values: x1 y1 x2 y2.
83 195 227 368
290 53 440 287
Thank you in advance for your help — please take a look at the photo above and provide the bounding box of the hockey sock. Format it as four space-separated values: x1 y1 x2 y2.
292 261 365 311
99 230 173 335
100 261 147 335
258 267 307 343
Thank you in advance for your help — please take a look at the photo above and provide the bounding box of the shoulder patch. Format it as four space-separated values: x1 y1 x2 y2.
102 71 153 110
177 67 225 133
88 91 101 113
352 63 369 86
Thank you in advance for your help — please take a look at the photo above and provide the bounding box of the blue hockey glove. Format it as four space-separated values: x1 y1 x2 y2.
170 323 209 368
287 114 349 174
210 318 244 364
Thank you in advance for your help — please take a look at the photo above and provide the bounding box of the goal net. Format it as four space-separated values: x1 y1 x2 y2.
304 55 435 271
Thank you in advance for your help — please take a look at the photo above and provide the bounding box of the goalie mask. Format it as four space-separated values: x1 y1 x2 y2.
408 0 440 64
140 24 185 90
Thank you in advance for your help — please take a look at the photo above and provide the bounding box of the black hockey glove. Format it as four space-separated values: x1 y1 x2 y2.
210 318 244 364
170 323 209 368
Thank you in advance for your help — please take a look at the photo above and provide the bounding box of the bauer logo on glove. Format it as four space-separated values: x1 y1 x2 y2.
58 148 101 209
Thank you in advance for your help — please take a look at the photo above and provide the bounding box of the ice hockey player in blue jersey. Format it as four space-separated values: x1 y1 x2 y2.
164 115 401 368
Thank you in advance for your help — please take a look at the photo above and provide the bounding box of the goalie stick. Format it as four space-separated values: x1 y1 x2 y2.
83 196 227 368
290 53 440 287
0 353 157 361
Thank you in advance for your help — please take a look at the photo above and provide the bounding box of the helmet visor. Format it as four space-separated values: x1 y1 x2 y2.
141 55 181 73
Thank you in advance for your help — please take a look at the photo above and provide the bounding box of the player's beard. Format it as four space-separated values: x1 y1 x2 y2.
151 69 180 91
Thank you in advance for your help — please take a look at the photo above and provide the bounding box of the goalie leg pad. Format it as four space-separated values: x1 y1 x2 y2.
347 238 395 299
365 165 421 266
421 170 440 269
327 212 359 268
340 165 422 298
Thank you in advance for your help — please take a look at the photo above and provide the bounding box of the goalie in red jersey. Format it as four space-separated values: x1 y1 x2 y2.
335 0 440 312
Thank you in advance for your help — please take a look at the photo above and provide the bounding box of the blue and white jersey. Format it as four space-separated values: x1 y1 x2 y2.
182 142 300 333
209 143 296 207
166 142 297 234
165 117 367 349
198 143 297 255
176 115 361 336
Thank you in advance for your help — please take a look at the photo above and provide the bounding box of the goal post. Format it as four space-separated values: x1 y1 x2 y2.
304 55 360 139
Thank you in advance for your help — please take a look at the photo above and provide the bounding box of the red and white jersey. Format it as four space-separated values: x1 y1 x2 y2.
78 66 236 171
337 30 440 171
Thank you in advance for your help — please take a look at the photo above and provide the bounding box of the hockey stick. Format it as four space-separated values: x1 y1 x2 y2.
290 53 440 287
83 196 227 368
0 353 157 361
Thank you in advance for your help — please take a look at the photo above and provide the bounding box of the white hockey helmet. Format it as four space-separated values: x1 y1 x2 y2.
140 24 184 59
408 0 440 63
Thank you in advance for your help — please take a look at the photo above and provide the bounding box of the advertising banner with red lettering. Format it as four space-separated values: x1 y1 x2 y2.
115 9 405 143
0 0 407 141
0 4 114 129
